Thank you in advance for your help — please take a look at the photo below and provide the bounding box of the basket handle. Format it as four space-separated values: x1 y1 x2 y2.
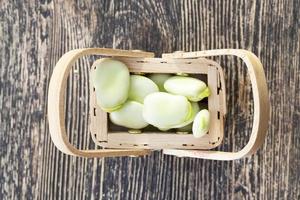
48 48 154 157
162 49 270 160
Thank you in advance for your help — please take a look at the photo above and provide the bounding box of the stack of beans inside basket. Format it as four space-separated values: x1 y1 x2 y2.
91 58 211 138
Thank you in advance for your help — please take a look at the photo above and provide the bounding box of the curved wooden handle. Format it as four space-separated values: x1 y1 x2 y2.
48 48 154 157
162 49 270 160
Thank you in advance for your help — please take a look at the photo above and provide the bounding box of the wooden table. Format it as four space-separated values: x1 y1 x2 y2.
1 1 299 199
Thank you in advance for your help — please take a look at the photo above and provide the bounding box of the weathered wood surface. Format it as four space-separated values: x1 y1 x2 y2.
0 0 299 199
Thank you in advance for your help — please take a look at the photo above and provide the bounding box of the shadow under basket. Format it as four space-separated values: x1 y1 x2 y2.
48 48 270 160
90 57 226 150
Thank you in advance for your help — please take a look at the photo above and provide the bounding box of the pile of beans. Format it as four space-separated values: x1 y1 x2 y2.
91 58 210 138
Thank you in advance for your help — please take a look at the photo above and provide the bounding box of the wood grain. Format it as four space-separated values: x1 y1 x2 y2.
0 0 299 200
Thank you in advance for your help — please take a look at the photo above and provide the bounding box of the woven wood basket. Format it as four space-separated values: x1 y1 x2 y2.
48 48 270 160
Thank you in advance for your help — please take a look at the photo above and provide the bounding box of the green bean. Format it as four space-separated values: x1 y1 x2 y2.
110 101 148 129
164 76 210 102
192 109 210 138
148 74 172 92
91 58 130 112
128 75 159 103
143 92 192 129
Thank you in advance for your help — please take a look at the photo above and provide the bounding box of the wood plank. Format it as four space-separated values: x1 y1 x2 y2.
0 0 299 200
98 133 220 150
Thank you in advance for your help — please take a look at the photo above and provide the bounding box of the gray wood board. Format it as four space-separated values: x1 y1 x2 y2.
0 0 299 199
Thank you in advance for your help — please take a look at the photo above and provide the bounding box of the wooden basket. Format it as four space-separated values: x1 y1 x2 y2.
48 48 270 160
